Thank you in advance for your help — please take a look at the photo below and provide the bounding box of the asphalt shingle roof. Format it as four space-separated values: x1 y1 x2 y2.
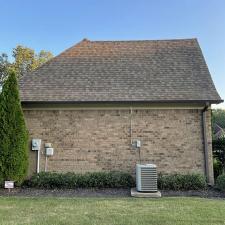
19 38 222 103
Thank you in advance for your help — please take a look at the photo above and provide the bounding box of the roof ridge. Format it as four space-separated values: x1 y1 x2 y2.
42 38 199 64
89 38 198 43
34 38 199 69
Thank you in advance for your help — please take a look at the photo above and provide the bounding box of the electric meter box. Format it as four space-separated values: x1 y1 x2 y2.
32 139 42 151
46 147 54 156
136 140 141 148
132 139 141 148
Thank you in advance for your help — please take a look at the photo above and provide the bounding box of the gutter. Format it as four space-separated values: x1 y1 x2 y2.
202 102 210 184
21 99 224 105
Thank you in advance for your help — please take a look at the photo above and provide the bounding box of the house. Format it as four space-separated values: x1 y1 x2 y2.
214 123 225 140
19 38 223 185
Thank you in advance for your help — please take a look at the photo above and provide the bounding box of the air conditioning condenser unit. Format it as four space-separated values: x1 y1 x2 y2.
136 164 158 192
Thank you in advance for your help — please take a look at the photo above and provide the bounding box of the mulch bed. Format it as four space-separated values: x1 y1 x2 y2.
0 187 224 198
0 188 130 197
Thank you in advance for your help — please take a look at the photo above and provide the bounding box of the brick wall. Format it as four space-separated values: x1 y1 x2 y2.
24 108 214 183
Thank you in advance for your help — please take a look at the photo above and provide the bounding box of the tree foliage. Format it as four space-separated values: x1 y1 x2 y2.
0 45 53 82
212 138 225 175
0 71 28 184
12 45 53 78
0 53 10 84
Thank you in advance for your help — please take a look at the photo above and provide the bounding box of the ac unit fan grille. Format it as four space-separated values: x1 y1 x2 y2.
140 167 157 192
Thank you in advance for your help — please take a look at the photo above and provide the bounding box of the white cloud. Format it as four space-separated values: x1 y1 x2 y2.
212 103 225 109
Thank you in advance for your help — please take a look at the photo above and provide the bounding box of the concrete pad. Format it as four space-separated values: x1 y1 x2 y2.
131 188 161 198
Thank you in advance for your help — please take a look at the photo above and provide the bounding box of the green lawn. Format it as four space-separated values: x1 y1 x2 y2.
0 197 225 225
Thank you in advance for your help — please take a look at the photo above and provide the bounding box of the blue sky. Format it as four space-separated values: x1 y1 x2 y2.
0 0 224 108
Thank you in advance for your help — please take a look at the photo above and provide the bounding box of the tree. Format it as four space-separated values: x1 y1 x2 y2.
38 50 53 65
12 45 36 77
0 71 28 184
12 45 53 78
0 45 53 81
213 138 225 176
0 53 10 84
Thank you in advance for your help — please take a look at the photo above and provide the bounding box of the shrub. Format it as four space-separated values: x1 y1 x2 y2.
216 174 225 191
213 158 223 178
212 138 225 175
24 172 207 191
23 171 135 189
0 72 28 185
158 173 207 191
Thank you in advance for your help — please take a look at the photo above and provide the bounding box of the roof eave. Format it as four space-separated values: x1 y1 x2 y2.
21 99 224 105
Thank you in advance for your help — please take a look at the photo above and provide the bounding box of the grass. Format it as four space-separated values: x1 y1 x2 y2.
0 197 225 225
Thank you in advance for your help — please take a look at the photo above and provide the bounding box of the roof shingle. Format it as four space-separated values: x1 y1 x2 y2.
19 38 222 103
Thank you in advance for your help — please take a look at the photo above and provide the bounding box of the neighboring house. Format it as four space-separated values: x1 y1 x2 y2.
19 38 223 185
214 123 225 140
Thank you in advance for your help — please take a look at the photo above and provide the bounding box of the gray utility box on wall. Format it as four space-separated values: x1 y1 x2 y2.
46 147 54 156
32 139 41 151
136 164 158 192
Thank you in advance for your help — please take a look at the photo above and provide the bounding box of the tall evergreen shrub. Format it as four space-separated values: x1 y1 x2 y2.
0 71 28 185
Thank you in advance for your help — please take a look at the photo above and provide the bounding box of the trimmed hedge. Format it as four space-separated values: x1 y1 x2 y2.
158 173 207 190
24 172 207 190
216 174 225 191
23 171 135 189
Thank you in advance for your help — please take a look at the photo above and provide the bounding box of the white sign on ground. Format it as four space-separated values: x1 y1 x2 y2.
4 181 14 189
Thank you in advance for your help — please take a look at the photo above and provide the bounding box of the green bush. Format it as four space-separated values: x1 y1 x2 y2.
0 72 28 185
212 138 225 176
158 173 207 190
216 174 225 191
23 171 135 189
213 158 223 178
25 172 207 191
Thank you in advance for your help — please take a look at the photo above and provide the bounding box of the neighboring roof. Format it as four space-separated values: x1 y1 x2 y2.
214 123 224 134
214 124 225 140
19 38 223 103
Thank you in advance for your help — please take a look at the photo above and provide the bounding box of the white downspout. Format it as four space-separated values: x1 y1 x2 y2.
37 150 40 173
130 107 133 146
